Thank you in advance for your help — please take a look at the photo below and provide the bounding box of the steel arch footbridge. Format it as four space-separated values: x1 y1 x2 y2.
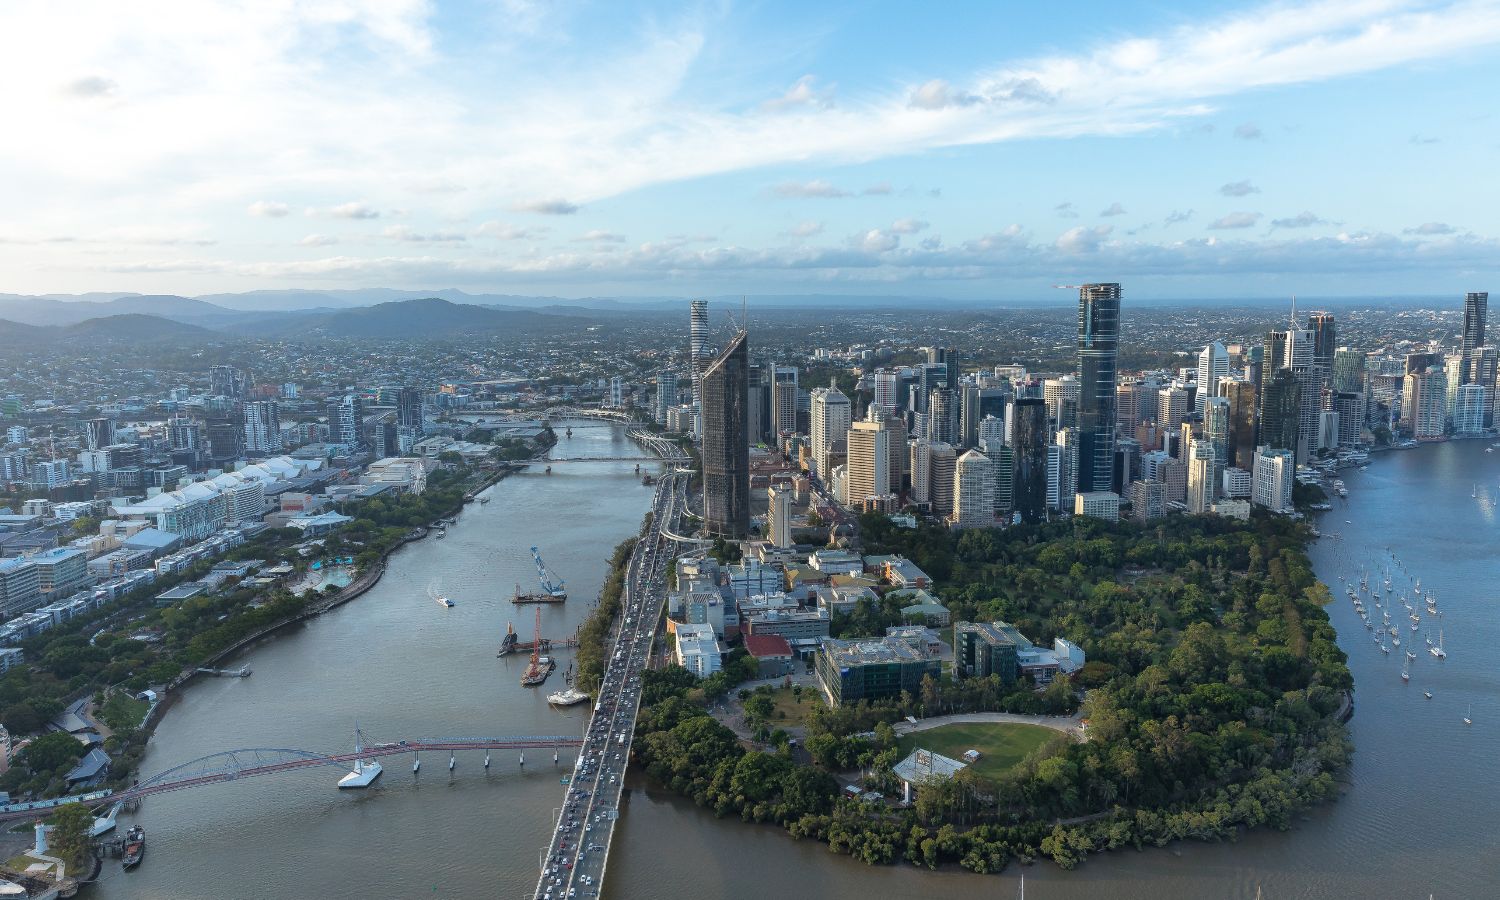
0 735 583 824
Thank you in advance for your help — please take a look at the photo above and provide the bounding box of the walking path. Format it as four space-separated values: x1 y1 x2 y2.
892 711 1088 742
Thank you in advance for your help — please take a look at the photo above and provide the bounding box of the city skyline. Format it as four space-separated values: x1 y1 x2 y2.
3 1 1500 298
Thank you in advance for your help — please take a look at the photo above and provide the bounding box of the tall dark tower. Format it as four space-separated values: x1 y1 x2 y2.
1307 312 1336 386
1221 380 1258 470
1076 283 1121 494
1258 368 1301 454
1461 292 1488 384
701 331 750 538
1010 398 1049 524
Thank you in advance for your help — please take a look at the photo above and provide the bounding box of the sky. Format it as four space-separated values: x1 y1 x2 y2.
3 0 1500 301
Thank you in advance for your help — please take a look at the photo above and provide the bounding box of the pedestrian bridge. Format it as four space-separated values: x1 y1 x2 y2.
0 736 583 823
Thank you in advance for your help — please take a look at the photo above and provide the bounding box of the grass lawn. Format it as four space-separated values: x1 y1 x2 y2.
97 693 150 731
761 687 814 728
895 722 1056 780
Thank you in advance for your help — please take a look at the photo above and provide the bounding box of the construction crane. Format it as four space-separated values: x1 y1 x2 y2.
530 547 566 599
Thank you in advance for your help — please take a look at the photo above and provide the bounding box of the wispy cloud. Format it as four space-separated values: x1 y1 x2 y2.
1165 209 1194 226
772 180 849 199
783 220 824 238
1404 221 1456 235
513 199 580 215
63 75 116 98
1220 180 1259 197
1056 225 1113 253
1270 211 1328 229
573 229 626 243
762 75 834 111
1100 202 1127 217
248 200 290 218
326 202 380 220
1055 202 1079 219
891 218 929 234
1234 123 1263 140
383 225 465 242
1210 211 1262 229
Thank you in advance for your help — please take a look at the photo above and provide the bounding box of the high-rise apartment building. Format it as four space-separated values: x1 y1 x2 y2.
327 395 364 448
843 418 889 507
770 366 798 440
1462 291 1488 384
1129 479 1164 521
909 439 932 505
1010 398 1048 524
1454 383 1487 435
928 388 956 445
655 371 678 425
1044 375 1080 430
1403 366 1447 440
1202 396 1230 494
1156 386 1190 430
871 371 899 416
243 400 282 453
1076 283 1120 494
809 385 851 481
1196 342 1229 416
1332 347 1367 394
928 442 957 518
701 331 750 538
1331 392 1365 448
958 383 982 449
1186 439 1216 513
767 485 793 549
210 365 245 400
951 450 995 529
1252 447 1295 513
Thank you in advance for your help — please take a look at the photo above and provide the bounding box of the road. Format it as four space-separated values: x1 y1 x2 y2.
532 446 691 900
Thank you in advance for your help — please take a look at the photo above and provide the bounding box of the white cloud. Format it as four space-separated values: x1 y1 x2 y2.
908 79 982 110
513 198 581 215
1056 225 1112 253
1100 202 1126 217
891 218 929 234
1220 180 1259 197
476 221 539 240
382 225 465 242
850 229 900 253
63 75 116 98
1404 221 1456 235
573 229 626 243
762 75 834 111
772 180 849 199
248 200 290 218
862 182 893 196
327 202 380 220
299 233 338 246
1210 211 1262 229
783 220 824 238
1270 211 1327 229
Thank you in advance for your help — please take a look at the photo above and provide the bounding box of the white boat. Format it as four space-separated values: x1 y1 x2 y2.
547 687 590 706
1463 703 1472 726
1430 629 1447 659
428 580 454 607
338 729 384 789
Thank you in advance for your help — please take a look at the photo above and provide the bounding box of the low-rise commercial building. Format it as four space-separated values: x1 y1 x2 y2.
816 636 940 707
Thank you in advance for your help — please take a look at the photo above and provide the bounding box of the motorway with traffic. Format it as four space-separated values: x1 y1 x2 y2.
532 438 692 900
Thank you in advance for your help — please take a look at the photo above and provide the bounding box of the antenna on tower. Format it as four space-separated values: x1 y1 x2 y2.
1290 295 1298 327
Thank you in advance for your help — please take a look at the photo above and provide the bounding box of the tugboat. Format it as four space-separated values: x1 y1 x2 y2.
121 825 145 870
497 621 519 657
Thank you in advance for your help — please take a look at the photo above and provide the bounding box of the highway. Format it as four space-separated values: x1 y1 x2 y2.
532 441 692 900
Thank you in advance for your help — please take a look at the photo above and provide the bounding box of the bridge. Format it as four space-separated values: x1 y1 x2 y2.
519 455 664 464
533 450 693 900
0 736 583 824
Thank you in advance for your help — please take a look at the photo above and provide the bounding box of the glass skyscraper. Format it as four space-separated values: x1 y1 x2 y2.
701 331 750 538
1076 283 1121 495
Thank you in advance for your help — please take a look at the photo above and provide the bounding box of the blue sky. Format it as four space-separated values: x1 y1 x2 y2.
2 0 1499 300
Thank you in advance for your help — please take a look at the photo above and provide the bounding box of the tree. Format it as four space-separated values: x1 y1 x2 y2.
48 803 94 874
22 731 85 775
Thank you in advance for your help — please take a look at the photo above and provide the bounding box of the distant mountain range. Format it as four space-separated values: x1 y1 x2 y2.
0 313 216 346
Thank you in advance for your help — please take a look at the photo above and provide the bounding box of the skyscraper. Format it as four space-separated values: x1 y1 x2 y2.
1332 347 1367 394
767 486 793 549
871 371 899 416
928 388 956 445
844 418 890 507
1196 342 1228 416
243 400 282 453
210 365 245 400
1252 447 1295 513
690 299 709 401
701 331 750 538
1076 283 1121 494
1403 366 1447 440
1221 380 1258 470
396 387 424 438
809 385 851 480
1258 368 1301 455
770 366 798 440
1203 396 1230 495
1186 439 1215 514
655 372 678 424
1462 291 1488 384
1307 312 1336 388
929 442 957 518
1010 398 1048 524
958 383 982 449
1044 375 1080 431
1284 327 1319 463
326 395 364 448
951 450 995 529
